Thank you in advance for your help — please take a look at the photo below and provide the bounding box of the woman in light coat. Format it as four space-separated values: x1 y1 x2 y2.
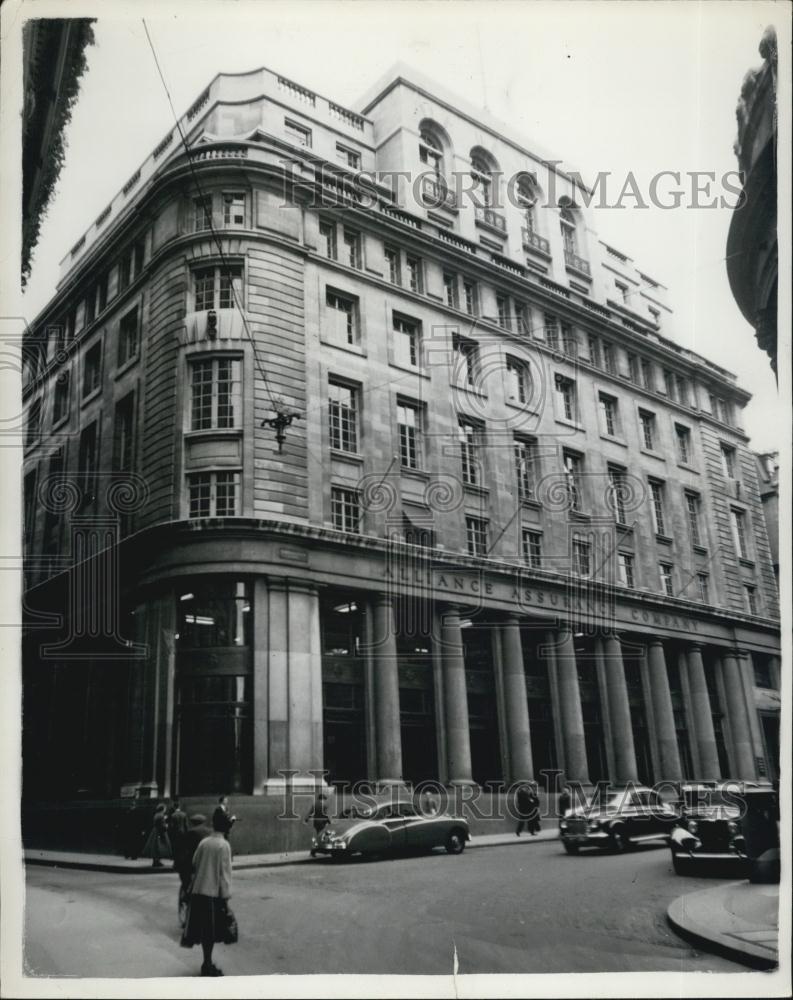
180 813 235 976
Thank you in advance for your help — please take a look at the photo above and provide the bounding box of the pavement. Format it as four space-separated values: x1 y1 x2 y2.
23 826 559 873
667 879 779 969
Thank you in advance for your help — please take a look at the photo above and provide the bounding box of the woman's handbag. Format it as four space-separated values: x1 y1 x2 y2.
221 900 239 944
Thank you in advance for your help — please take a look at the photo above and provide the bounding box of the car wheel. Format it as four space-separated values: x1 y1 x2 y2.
610 826 629 853
671 853 689 875
445 830 466 855
562 842 579 855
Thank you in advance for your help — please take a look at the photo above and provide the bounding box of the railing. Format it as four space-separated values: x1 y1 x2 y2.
475 205 507 234
522 227 551 256
436 229 478 254
122 169 141 196
563 249 591 276
581 299 611 319
539 276 571 299
492 254 525 277
381 204 422 229
277 76 316 106
186 89 210 120
188 146 248 161
328 101 365 131
420 175 457 211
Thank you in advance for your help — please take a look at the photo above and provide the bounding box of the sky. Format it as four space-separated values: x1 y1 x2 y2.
17 0 787 451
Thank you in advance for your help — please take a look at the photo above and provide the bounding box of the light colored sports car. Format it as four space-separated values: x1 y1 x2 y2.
313 800 470 860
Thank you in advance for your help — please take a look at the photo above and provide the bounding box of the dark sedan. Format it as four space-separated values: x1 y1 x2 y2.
669 781 760 875
560 785 677 854
313 800 470 860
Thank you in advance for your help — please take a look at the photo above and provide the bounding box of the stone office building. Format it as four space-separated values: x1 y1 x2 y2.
21 65 781 807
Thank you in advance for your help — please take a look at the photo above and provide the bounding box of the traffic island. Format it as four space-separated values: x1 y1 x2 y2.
667 880 778 969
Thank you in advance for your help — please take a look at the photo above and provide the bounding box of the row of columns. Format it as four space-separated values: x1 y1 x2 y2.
252 583 767 790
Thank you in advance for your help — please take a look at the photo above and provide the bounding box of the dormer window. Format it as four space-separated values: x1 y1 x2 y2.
560 206 578 256
517 174 540 234
470 149 496 207
419 125 444 178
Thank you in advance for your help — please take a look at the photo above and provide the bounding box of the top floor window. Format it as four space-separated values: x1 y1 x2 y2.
470 148 496 207
284 118 312 148
385 246 401 285
418 124 445 178
516 174 540 234
559 206 578 255
223 193 245 226
640 358 653 390
336 144 360 170
193 196 212 232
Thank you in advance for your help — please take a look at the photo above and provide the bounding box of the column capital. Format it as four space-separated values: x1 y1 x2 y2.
686 641 703 651
372 593 394 608
647 638 665 648
502 612 521 627
733 647 751 658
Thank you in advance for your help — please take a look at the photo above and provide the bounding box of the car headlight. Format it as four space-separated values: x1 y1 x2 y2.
686 820 698 834
559 820 567 830
588 819 600 830
727 821 738 834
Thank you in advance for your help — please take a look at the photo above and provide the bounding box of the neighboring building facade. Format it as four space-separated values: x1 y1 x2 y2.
21 65 781 806
726 25 778 377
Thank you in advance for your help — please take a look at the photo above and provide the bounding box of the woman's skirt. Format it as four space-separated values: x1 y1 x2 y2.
180 894 236 948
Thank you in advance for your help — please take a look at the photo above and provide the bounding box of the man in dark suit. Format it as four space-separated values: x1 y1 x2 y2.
212 795 236 840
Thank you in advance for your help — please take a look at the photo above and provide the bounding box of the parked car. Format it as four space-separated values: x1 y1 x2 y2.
559 785 677 854
669 780 771 876
313 799 470 860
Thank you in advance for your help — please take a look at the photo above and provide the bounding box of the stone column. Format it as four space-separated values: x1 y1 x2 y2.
553 627 589 784
677 651 701 777
602 633 639 783
500 615 534 782
252 577 269 793
685 644 721 779
372 595 404 786
737 651 767 776
720 650 758 779
266 582 289 785
441 607 474 785
647 641 683 781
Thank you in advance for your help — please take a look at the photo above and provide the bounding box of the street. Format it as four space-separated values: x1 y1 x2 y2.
25 840 744 977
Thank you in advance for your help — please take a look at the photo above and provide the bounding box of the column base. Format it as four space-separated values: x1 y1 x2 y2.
372 779 410 794
260 775 331 796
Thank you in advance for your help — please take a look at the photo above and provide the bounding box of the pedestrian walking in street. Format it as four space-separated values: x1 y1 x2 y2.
558 784 572 818
419 788 439 816
515 783 534 836
175 814 213 928
168 797 189 867
180 812 237 977
143 803 172 867
526 782 541 835
304 790 330 856
212 795 237 841
120 798 145 859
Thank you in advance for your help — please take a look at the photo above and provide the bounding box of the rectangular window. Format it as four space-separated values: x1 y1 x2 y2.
561 323 576 357
639 409 656 450
193 197 212 232
649 480 666 535
320 221 337 260
544 313 559 350
189 357 242 431
218 267 242 309
697 573 710 603
328 380 359 453
675 424 691 464
53 371 70 425
731 508 749 559
720 444 736 479
459 420 480 486
331 486 360 533
466 516 488 557
78 422 98 504
42 447 65 553
223 192 245 226
514 438 537 501
608 466 628 524
113 392 136 473
602 341 615 373
405 255 422 292
563 450 582 512
326 289 358 345
97 273 108 313
463 280 478 316
83 341 102 398
685 492 703 548
26 398 42 447
514 301 529 336
506 358 529 404
85 288 96 326
118 250 133 292
336 143 360 169
497 295 512 330
133 240 145 278
617 551 635 588
522 529 542 568
664 370 676 400
640 358 653 390
188 471 240 518
628 353 640 383
284 118 312 147
572 537 591 577
342 228 361 269
393 315 419 367
588 335 601 368
659 562 674 596
384 246 401 284
744 585 758 615
615 281 629 304
118 306 139 368
443 272 458 309
453 335 477 387
194 265 242 312
598 393 618 437
676 376 690 407
555 374 575 421
397 401 421 470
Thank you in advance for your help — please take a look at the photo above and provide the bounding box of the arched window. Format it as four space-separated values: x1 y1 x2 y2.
470 147 497 208
418 123 445 178
517 174 540 234
559 204 578 256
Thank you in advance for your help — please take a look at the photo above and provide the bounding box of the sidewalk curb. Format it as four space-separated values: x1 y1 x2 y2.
25 829 560 875
666 887 778 970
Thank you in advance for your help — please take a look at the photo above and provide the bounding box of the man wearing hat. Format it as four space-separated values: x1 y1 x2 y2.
303 791 330 857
